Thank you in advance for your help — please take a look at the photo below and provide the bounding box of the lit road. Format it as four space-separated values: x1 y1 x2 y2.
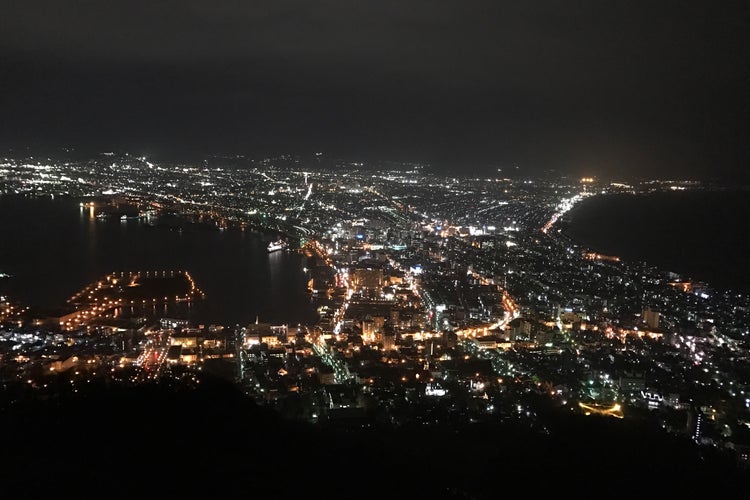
578 401 624 418
293 173 315 220
312 339 352 384
541 190 592 234
134 346 168 382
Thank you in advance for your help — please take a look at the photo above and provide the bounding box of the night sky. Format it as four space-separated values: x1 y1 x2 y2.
1 1 748 180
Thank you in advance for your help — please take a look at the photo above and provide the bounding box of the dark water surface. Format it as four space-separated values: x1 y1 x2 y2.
563 189 750 293
0 194 318 326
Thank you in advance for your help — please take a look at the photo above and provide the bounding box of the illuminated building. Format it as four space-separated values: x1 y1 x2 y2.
361 315 385 344
472 335 499 349
166 345 182 364
170 329 202 348
618 372 645 393
508 317 531 340
642 306 661 330
352 267 383 293
382 330 396 350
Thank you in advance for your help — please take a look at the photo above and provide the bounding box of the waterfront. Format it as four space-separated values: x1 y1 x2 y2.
0 194 318 326
563 189 750 293
2 160 750 483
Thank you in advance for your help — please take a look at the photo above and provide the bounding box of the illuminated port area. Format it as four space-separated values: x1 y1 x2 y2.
1 154 749 492
61 270 205 331
4 4 748 494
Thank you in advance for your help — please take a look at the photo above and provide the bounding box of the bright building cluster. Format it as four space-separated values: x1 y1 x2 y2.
1 152 749 467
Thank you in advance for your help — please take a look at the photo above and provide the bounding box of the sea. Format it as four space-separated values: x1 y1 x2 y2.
2 190 748 328
0 194 319 327
562 188 750 294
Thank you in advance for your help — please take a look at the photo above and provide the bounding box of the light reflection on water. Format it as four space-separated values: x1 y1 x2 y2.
0 194 319 326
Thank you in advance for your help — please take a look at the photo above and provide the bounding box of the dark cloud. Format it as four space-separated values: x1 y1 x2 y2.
1 1 748 180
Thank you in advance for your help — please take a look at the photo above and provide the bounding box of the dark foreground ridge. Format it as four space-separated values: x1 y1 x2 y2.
3 375 746 499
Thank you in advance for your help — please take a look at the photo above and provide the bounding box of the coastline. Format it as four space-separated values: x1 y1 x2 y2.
560 189 750 294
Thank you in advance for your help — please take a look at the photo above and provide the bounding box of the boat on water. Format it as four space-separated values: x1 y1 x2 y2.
267 239 288 253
